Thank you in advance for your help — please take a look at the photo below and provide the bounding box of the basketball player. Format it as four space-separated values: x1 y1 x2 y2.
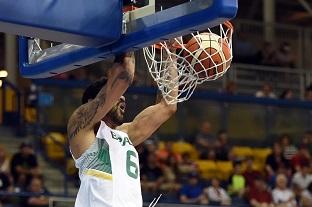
67 51 177 207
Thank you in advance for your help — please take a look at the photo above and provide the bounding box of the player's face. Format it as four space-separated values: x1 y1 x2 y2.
107 96 126 126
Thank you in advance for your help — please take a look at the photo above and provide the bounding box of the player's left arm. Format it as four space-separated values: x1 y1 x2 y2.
120 97 177 146
118 47 178 146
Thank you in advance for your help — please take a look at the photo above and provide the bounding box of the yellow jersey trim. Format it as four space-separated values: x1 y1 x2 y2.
85 169 113 180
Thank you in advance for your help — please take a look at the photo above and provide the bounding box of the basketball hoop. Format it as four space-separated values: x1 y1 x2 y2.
143 21 233 104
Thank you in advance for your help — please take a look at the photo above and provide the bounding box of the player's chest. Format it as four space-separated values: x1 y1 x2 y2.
109 130 134 148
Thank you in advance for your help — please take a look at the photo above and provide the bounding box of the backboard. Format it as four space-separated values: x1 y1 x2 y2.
7 0 238 78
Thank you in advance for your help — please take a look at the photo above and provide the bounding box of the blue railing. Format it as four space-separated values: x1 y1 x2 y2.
32 78 312 107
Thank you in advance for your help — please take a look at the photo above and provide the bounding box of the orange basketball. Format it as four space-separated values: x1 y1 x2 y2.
183 33 232 80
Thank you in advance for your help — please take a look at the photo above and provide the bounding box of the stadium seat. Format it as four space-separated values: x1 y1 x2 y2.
172 141 198 159
158 141 165 150
252 160 264 171
5 87 15 112
231 146 253 158
66 158 78 176
252 148 272 162
25 107 37 123
195 160 218 179
216 161 233 180
43 132 66 160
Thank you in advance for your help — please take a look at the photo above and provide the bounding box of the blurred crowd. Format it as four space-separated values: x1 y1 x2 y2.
0 143 48 207
234 38 296 69
255 83 312 101
220 81 312 102
137 121 312 207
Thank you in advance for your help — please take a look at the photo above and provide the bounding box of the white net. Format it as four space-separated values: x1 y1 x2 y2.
143 21 233 104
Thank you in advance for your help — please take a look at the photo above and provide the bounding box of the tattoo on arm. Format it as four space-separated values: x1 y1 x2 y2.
68 59 133 140
68 89 107 140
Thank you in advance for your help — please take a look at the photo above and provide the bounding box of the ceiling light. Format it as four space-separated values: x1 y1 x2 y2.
0 70 8 78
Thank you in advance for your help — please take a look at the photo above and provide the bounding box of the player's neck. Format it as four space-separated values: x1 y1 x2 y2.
102 117 118 129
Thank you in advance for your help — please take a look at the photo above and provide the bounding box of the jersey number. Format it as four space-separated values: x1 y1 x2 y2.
126 150 138 179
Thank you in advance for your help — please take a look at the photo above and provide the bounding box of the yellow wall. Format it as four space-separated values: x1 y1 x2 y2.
0 87 18 124
5 87 16 112
0 89 2 124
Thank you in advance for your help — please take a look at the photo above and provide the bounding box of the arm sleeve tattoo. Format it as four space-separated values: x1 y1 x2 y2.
67 89 107 140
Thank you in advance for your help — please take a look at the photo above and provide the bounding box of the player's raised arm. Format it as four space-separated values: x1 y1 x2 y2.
67 52 135 157
118 47 178 146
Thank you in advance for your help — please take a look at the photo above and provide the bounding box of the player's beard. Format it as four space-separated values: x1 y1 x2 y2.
107 104 124 126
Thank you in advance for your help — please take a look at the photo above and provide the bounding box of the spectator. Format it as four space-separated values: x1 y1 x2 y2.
291 146 311 173
300 182 312 207
0 172 10 191
292 162 312 190
224 81 237 95
0 172 11 207
10 143 40 187
141 152 164 192
280 134 298 161
265 142 289 178
159 155 181 192
272 174 296 207
207 150 216 161
179 173 206 204
247 177 274 207
280 89 294 100
275 42 296 68
255 83 277 99
139 140 157 169
243 157 262 188
26 177 49 207
258 41 277 66
178 153 198 181
228 161 246 197
305 86 312 101
215 130 231 161
156 141 181 164
301 131 312 155
195 121 214 159
204 177 231 206
0 145 10 174
13 174 27 193
292 183 302 206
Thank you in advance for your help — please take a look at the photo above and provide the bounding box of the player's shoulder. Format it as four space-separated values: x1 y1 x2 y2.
112 127 130 139
115 123 130 134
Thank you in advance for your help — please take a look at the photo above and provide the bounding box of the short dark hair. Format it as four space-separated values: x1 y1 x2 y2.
82 78 108 104
20 142 32 149
217 130 227 136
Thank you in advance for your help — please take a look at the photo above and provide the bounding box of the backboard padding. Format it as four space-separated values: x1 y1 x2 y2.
0 0 122 46
18 0 238 78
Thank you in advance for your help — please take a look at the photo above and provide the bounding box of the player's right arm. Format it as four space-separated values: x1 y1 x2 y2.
67 53 135 159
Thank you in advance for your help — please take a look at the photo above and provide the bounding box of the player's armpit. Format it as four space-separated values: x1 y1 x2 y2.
118 99 177 146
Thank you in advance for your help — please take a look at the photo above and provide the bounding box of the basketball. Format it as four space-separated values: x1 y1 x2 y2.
183 33 232 80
